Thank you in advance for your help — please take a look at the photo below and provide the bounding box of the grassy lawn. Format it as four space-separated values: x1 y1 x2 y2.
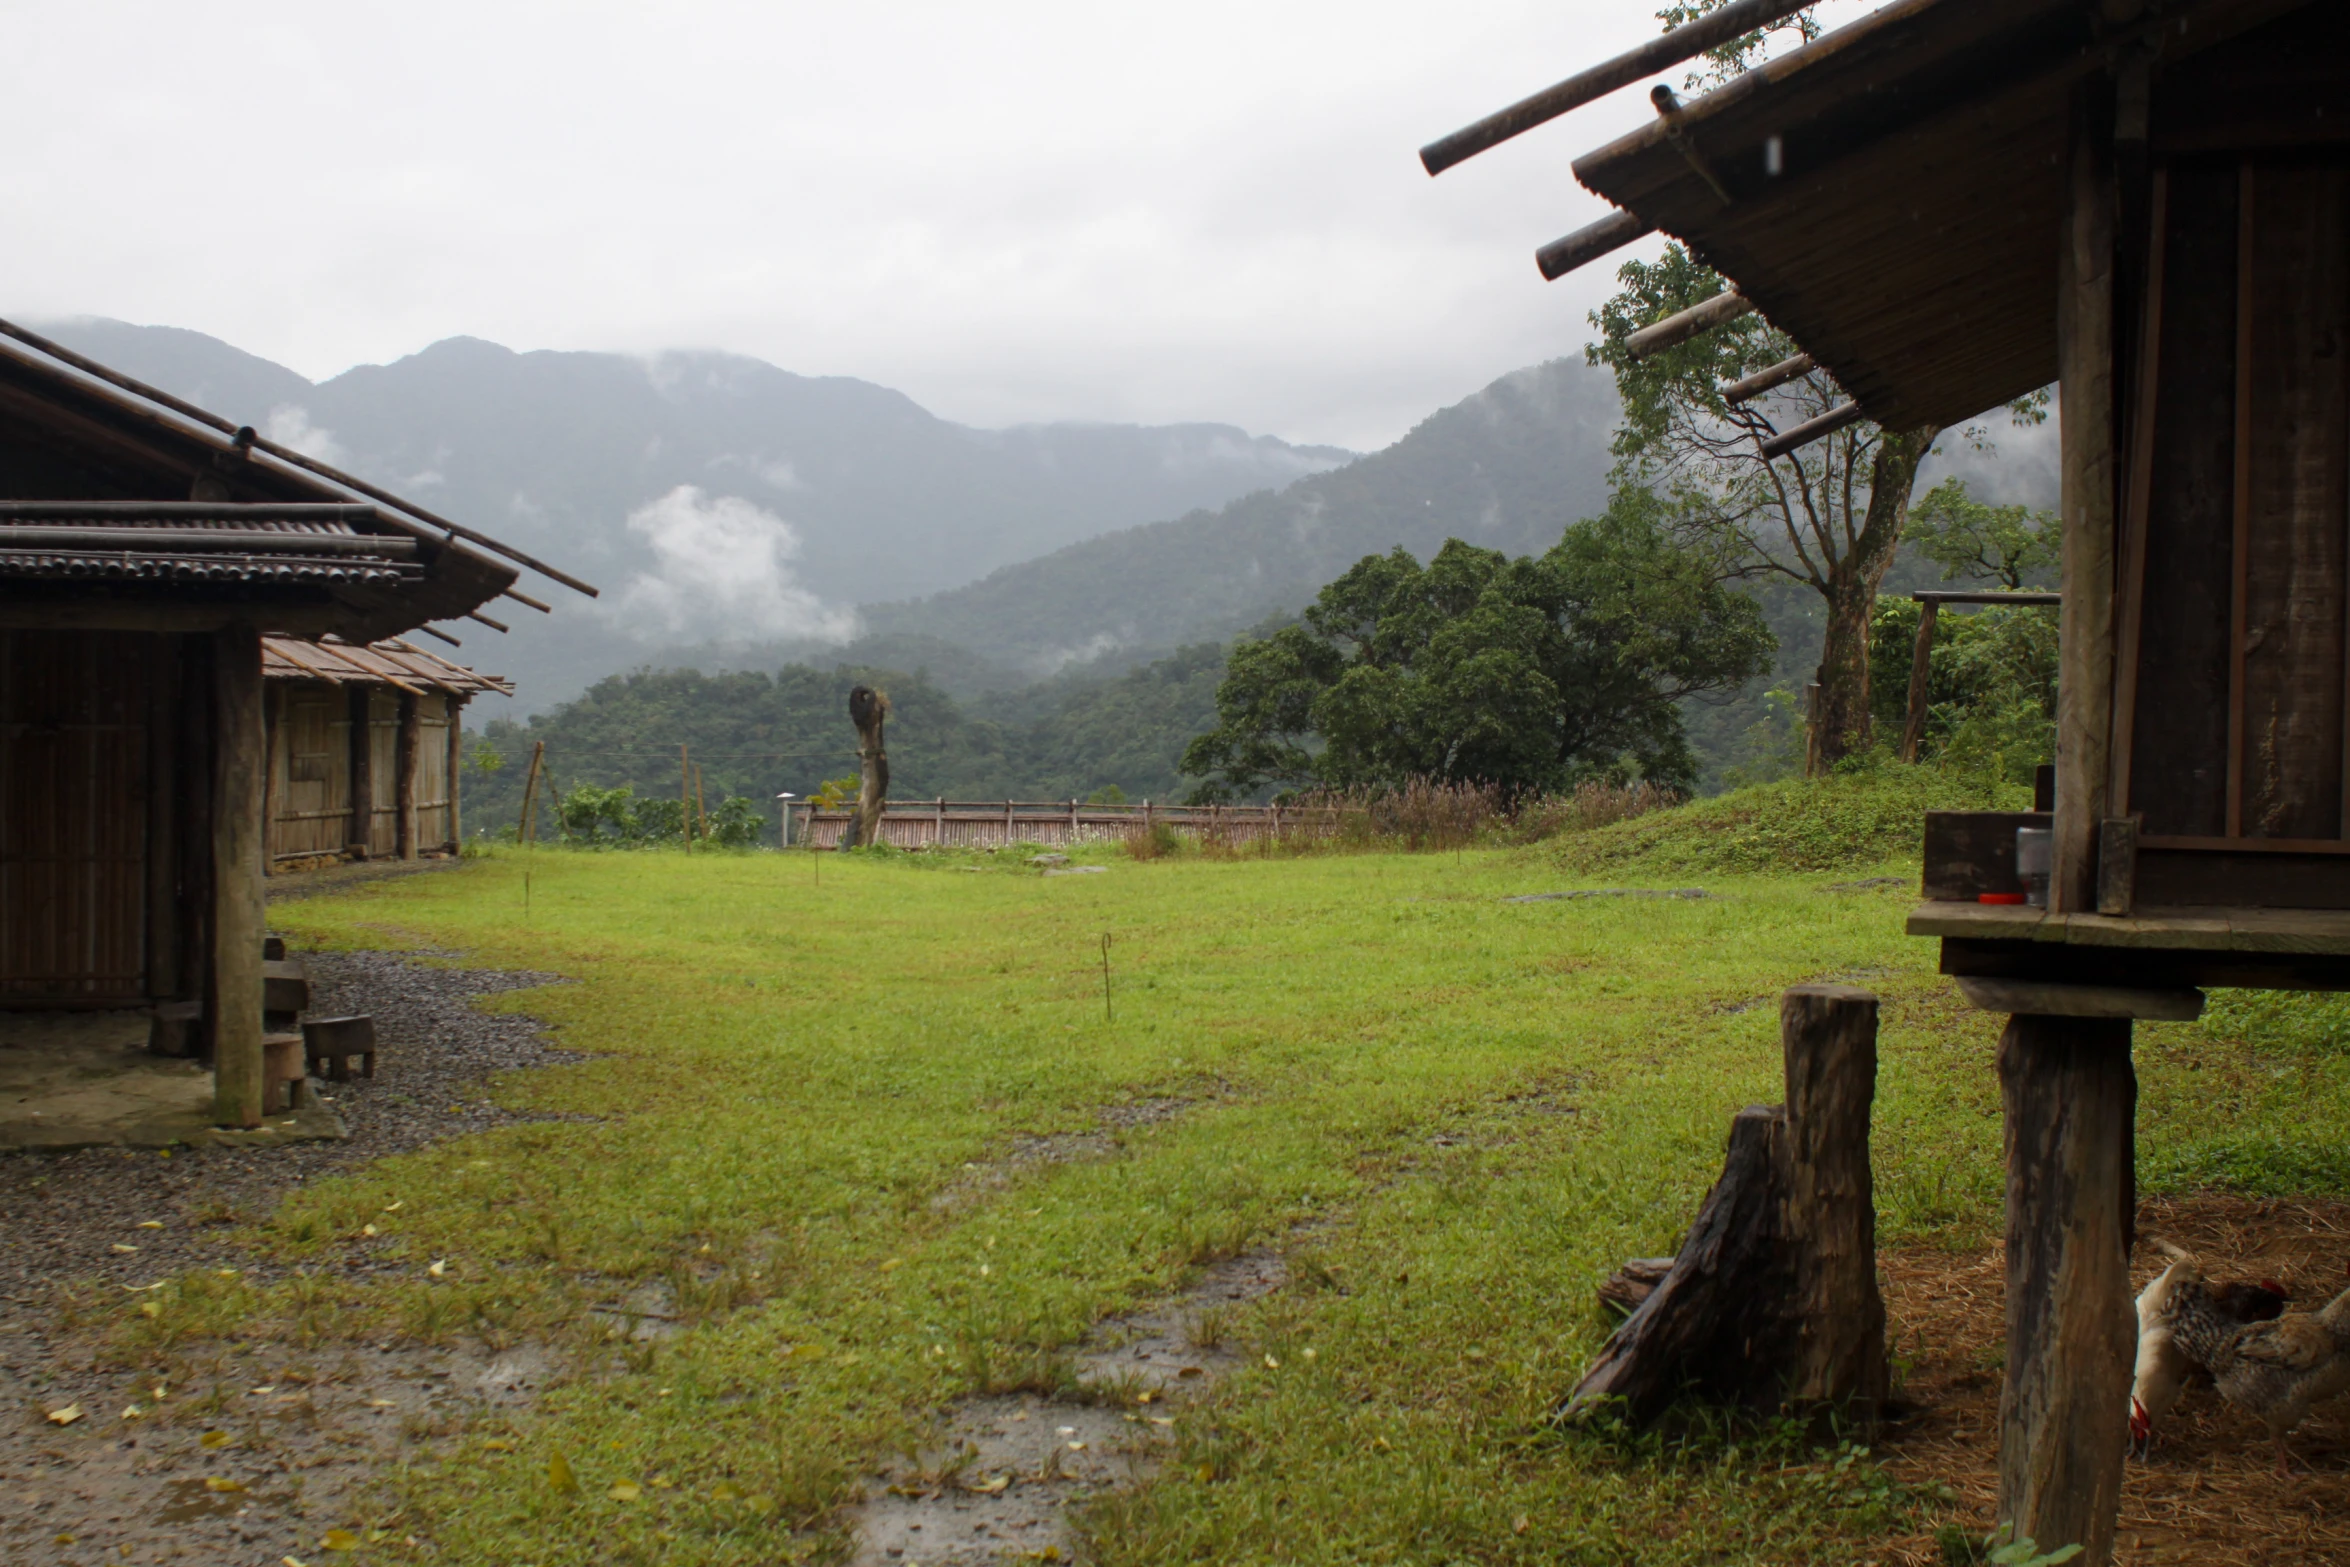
155 819 2350 1565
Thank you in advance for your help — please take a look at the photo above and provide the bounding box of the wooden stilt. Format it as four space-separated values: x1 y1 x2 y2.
210 623 266 1129
1997 1013 2135 1565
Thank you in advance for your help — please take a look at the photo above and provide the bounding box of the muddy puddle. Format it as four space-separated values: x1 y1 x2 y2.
850 1248 1286 1565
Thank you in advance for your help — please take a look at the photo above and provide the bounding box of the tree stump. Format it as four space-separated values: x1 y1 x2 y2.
847 684 890 851
1562 984 1886 1425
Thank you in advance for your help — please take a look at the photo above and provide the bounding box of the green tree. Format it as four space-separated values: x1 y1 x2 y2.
1591 240 1941 771
1906 478 2058 591
1180 493 1771 800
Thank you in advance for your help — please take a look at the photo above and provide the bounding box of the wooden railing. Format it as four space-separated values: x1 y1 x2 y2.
786 799 1341 850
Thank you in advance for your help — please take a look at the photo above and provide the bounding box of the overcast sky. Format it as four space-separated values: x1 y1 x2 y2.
4 1 1874 452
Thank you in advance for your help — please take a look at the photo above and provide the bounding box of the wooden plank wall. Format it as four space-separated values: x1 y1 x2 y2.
2120 153 2350 905
365 690 401 858
0 629 154 1002
415 696 453 850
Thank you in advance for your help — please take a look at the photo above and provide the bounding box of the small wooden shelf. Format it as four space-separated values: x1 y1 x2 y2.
1909 902 2350 990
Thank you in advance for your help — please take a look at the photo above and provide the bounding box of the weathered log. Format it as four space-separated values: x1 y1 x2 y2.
1782 985 1887 1415
1596 1257 1677 1316
1997 1013 2135 1567
1562 1105 1791 1423
1564 985 1885 1426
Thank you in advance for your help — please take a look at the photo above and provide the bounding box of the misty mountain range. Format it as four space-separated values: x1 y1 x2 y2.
39 319 2052 726
40 318 1632 710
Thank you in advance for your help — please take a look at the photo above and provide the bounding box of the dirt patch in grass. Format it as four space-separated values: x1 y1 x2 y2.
1875 1195 2350 1566
850 1249 1288 1566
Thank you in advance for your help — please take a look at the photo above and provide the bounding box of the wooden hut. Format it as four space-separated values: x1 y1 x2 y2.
1424 0 2345 1558
0 320 589 1132
263 635 512 868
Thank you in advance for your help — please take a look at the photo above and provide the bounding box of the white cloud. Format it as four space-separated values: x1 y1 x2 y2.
613 485 858 644
261 404 346 466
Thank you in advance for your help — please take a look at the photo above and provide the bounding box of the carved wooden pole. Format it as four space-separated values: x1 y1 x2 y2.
1781 984 1887 1413
847 684 889 850
1998 1014 2135 1565
211 622 265 1128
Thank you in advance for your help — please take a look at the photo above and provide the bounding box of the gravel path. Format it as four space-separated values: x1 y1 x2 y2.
1 946 583 1567
0 949 583 1300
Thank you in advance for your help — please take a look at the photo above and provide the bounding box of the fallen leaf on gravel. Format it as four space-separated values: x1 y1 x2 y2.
1177 1366 1203 1378
709 1482 742 1502
1263 1354 1280 1369
54 1535 75 1546
45 1404 81 1425
367 1399 395 1408
548 1451 579 1493
138 1220 164 1229
427 1259 447 1278
1148 1417 1174 1426
284 1557 308 1566
111 1243 140 1253
321 1528 360 1550
201 1430 230 1448
251 1385 276 1394
121 1405 144 1419
139 1302 161 1318
609 1481 642 1502
217 1268 239 1278
205 1477 244 1493
360 1225 379 1237
382 1201 403 1212
963 1475 1011 1494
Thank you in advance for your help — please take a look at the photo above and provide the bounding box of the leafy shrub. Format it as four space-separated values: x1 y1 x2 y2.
1870 599 2058 787
1123 821 1184 861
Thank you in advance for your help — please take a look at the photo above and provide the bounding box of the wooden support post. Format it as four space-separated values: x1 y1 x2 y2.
2054 76 2120 913
211 623 266 1129
259 682 280 877
446 696 466 850
1781 985 1888 1413
346 685 374 859
395 691 420 861
1998 1014 2135 1565
1900 600 1940 763
517 739 544 844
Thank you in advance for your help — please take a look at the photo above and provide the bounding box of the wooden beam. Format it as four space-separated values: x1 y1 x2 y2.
210 623 266 1129
1758 401 1864 460
1780 985 1887 1414
396 691 420 861
2054 77 2120 914
1536 209 1653 281
1901 598 1940 762
1625 291 1755 360
347 685 374 858
259 683 280 878
143 634 183 1001
1722 352 1815 405
1997 1013 2135 1566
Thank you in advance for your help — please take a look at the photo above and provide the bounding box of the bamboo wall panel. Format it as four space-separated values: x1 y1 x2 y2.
2127 161 2240 840
366 690 400 858
415 696 453 849
267 683 353 860
0 630 152 1000
2239 165 2350 842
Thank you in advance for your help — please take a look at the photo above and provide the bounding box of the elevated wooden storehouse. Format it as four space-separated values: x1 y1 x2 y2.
0 320 589 1130
1425 0 2344 1558
263 635 512 868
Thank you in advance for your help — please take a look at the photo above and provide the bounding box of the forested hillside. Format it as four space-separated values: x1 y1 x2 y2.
465 644 1232 838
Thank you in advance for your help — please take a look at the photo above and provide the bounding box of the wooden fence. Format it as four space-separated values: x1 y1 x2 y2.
787 799 1343 850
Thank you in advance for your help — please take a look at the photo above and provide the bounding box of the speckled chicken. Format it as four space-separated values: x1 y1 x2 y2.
2155 1247 2350 1474
2130 1250 2287 1456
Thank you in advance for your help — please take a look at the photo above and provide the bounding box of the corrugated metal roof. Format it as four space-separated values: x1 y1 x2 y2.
263 635 513 697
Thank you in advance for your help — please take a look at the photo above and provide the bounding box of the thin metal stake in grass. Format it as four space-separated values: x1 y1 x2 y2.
1101 933 1113 1024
